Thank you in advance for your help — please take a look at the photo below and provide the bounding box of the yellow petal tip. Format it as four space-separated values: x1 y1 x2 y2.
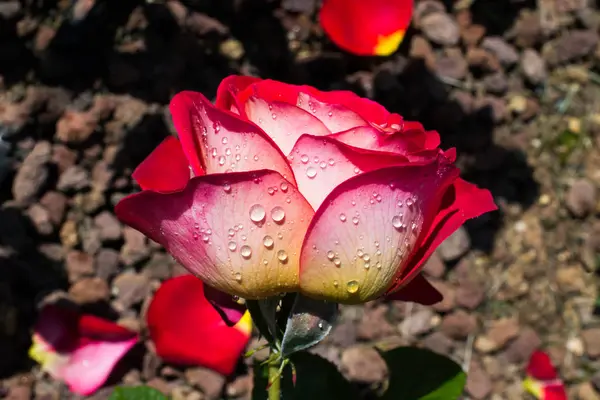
234 311 253 337
374 30 405 56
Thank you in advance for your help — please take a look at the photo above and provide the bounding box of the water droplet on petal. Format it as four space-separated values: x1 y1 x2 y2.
234 272 242 282
392 215 404 230
263 235 274 249
271 206 285 224
318 321 324 329
346 280 359 294
221 137 228 145
357 249 364 257
319 161 327 169
240 245 252 259
249 204 266 223
352 216 359 225
339 213 347 222
280 182 289 192
218 156 226 166
228 241 237 251
333 257 341 267
327 250 335 260
277 250 288 262
223 183 232 193
333 280 339 287
353 167 360 174
300 154 309 164
328 158 335 166
406 198 414 207
228 228 235 237
306 167 317 178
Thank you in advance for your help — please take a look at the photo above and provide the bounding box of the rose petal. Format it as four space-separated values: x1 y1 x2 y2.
527 350 558 381
204 283 247 326
170 91 296 185
299 158 459 303
296 92 369 133
132 136 191 192
116 170 313 299
245 96 331 154
216 75 261 112
61 337 138 395
147 275 251 375
320 0 413 56
385 273 442 305
387 178 497 293
542 384 568 400
288 134 413 210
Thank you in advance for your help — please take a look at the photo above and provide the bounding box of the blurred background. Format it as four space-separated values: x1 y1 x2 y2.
0 0 599 398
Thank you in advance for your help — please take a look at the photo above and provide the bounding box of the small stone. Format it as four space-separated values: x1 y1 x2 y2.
466 48 501 72
544 30 599 66
481 37 519 66
95 248 121 280
466 360 492 399
38 243 65 262
121 227 150 266
434 49 468 80
340 346 388 384
329 320 358 347
57 165 89 192
81 224 102 255
461 24 486 46
409 35 435 66
430 280 456 312
473 95 508 124
59 220 79 248
422 331 454 355
66 250 95 282
185 367 226 400
521 49 548 85
422 252 446 278
512 11 544 47
441 310 477 339
357 304 395 340
577 382 600 400
565 179 596 217
420 12 460 46
438 226 470 261
69 277 110 304
39 191 67 226
582 328 600 359
456 280 485 309
556 265 587 293
482 71 508 95
55 110 97 143
477 318 520 353
6 385 32 400
146 377 171 396
52 144 77 173
12 141 51 205
226 374 252 399
27 204 53 235
400 308 435 337
113 272 150 309
592 370 600 391
94 211 122 241
503 328 541 363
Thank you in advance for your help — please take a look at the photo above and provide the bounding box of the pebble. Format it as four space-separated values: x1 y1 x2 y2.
582 328 600 359
438 226 471 261
69 277 110 304
340 346 388 384
420 12 460 46
441 310 477 339
565 179 596 217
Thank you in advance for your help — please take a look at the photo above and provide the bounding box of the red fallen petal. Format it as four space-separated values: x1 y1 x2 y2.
170 91 296 185
542 384 568 400
388 178 497 293
115 169 313 299
288 134 414 210
215 75 261 113
147 275 251 375
78 314 137 341
299 156 459 304
204 284 247 326
385 273 442 305
236 79 391 127
527 350 559 381
245 96 331 154
320 0 413 56
131 136 191 192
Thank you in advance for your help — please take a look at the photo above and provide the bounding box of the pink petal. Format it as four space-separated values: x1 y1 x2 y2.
299 157 459 303
296 92 369 133
387 178 497 293
132 136 191 192
288 134 412 210
204 283 247 326
385 273 442 305
245 96 331 154
215 75 261 112
61 337 138 396
170 91 296 185
116 170 314 299
330 125 436 155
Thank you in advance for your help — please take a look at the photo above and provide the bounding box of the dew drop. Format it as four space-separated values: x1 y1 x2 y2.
263 235 274 249
300 154 309 164
327 111 333 117
234 272 242 282
319 161 327 169
352 216 359 225
228 228 235 237
202 234 210 243
357 249 364 258
327 250 335 260
339 213 347 222
211 147 217 157
277 250 288 262
249 204 266 223
306 167 317 179
225 148 231 156
397 200 403 207
228 241 237 251
406 198 414 207
271 113 277 120
346 280 359 294
223 183 232 193
221 137 228 145
240 245 252 259
411 222 418 233
333 280 339 287
267 187 275 195
328 158 335 166
253 155 259 161
271 206 285 223
363 254 371 262
364 262 370 270
376 262 382 269
353 167 360 174
235 154 241 161
192 232 199 240
392 215 403 229
218 156 226 166
333 257 341 267
318 321 324 329
280 182 289 192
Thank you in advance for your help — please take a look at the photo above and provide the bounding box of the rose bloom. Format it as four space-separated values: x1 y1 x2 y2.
116 76 496 319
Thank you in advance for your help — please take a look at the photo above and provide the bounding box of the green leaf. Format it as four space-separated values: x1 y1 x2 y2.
280 294 338 356
252 352 358 400
246 300 276 345
380 347 466 400
109 386 168 400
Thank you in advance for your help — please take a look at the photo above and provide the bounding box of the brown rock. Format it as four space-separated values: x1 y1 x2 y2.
456 280 485 310
512 11 544 47
340 346 388 384
95 248 121 280
434 49 468 80
503 327 541 363
466 48 501 72
465 360 492 399
27 204 53 235
430 280 456 312
438 226 470 261
484 317 520 351
6 385 32 400
422 252 446 278
582 328 600 358
410 35 435 66
422 332 454 355
146 377 171 396
544 30 599 66
461 24 486 47
521 49 547 85
481 37 519 66
400 308 435 337
39 191 67 226
55 110 97 143
473 95 508 124
69 277 110 304
441 310 477 339
12 141 51 204
57 165 90 192
226 374 252 399
565 179 596 217
66 250 94 282
121 226 150 265
482 71 508 95
329 320 358 347
185 367 226 400
59 219 79 248
51 144 77 173
113 272 150 309
577 382 600 400
38 243 65 262
91 161 114 191
413 0 446 27
421 12 460 46
81 223 102 255
357 304 395 340
94 211 122 242
556 265 587 293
